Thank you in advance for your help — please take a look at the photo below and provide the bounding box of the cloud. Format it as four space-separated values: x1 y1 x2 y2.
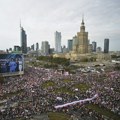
0 0 120 51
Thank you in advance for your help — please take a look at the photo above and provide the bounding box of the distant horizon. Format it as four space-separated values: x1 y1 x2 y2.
0 0 120 51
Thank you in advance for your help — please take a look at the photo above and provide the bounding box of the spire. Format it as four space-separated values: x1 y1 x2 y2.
80 14 85 32
20 19 21 27
20 19 22 29
81 14 84 25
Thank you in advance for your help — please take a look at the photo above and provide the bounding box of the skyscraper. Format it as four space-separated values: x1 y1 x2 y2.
14 46 21 52
68 39 73 51
31 44 34 51
20 25 27 54
41 41 50 55
92 41 97 52
36 42 39 51
72 17 89 54
104 39 109 53
55 31 61 53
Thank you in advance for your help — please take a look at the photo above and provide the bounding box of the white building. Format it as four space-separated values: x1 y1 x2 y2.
41 41 50 55
55 31 61 53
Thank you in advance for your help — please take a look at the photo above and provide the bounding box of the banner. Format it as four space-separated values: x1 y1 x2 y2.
55 94 98 109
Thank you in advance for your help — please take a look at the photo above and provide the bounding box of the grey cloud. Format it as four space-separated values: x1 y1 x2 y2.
0 0 120 51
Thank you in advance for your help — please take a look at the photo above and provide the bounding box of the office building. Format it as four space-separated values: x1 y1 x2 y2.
68 39 73 51
55 31 61 53
27 47 31 52
14 46 21 51
62 45 69 53
88 44 93 53
104 39 109 53
97 47 102 52
20 25 27 54
36 43 39 51
92 41 97 52
41 41 50 55
31 44 34 51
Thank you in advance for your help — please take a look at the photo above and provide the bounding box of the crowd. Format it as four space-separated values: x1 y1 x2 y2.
0 65 120 120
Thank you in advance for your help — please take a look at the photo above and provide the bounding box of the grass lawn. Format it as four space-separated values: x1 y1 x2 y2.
63 79 72 83
42 81 56 88
73 83 90 92
48 112 70 120
54 87 74 95
86 104 120 120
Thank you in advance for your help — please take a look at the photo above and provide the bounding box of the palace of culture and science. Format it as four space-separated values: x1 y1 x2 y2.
72 18 89 54
54 18 111 61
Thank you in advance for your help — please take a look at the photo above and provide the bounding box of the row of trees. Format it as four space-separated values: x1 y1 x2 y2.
111 55 120 59
37 56 70 66
79 57 96 62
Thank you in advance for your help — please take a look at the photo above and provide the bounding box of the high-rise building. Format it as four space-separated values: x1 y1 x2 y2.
72 17 89 54
14 46 21 51
68 39 73 51
41 41 50 55
62 45 69 53
97 47 102 52
27 47 31 52
92 41 97 52
36 42 39 51
88 44 93 53
31 44 34 51
55 31 61 53
72 35 78 52
49 48 54 54
104 39 109 53
20 25 27 54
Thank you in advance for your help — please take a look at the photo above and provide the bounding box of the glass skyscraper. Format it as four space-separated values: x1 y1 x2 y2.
55 31 61 53
68 39 73 51
104 39 109 53
20 26 27 54
92 41 97 52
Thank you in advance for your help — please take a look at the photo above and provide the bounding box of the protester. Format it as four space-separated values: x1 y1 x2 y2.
0 65 120 120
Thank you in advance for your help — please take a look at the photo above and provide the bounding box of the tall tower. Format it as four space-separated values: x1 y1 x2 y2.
92 41 97 52
68 39 73 51
41 41 50 55
76 17 89 54
20 24 27 54
104 39 109 53
55 31 61 53
36 42 39 51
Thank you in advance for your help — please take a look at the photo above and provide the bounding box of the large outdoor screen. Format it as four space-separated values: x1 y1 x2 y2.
0 54 24 76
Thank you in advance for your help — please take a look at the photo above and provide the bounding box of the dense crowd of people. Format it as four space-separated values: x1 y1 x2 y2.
0 65 120 120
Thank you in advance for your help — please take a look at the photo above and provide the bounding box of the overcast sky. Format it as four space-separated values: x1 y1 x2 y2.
0 0 120 51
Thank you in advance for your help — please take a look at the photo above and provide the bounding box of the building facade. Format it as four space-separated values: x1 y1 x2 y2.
68 39 73 51
104 39 109 53
31 44 34 51
41 41 50 55
88 44 93 53
14 46 21 51
36 42 39 51
55 31 61 53
92 41 97 52
72 18 89 54
97 47 102 53
62 45 69 53
20 26 27 54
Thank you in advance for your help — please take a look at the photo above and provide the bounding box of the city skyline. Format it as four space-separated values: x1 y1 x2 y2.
0 0 120 51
